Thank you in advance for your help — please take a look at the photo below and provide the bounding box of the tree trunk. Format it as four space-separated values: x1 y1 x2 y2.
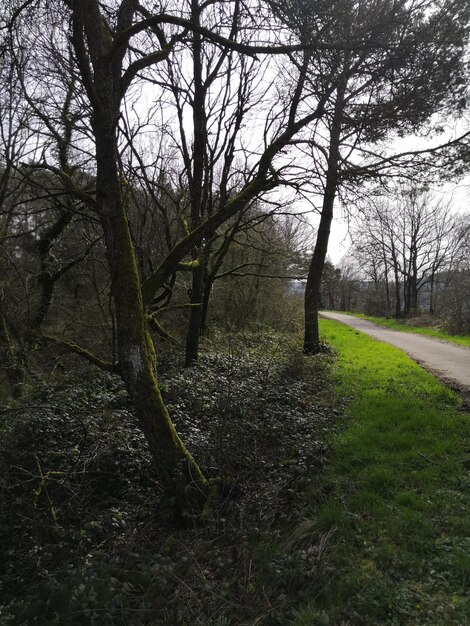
383 256 392 316
67 0 208 517
184 0 206 364
93 105 207 515
392 253 401 317
200 267 213 335
200 218 244 335
97 130 207 513
409 274 418 315
304 80 345 354
0 301 24 399
185 264 205 365
429 271 435 314
403 269 411 315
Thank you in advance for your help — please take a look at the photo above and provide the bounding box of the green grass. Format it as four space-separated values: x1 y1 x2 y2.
346 312 470 347
293 319 470 626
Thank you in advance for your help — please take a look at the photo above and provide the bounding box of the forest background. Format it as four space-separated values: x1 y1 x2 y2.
1 1 470 624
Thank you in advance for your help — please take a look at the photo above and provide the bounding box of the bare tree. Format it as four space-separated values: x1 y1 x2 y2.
3 0 345 513
269 0 470 352
350 187 469 318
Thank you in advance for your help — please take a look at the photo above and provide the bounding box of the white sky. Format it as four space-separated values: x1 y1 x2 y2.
325 176 470 265
321 110 470 264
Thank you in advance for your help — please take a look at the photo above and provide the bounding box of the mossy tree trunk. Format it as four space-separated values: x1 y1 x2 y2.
95 121 208 513
70 0 208 515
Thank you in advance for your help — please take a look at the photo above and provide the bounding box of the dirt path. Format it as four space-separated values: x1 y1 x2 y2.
320 312 470 395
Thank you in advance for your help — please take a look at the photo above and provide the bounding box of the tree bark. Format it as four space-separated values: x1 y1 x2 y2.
200 267 212 335
184 0 207 365
303 80 345 354
185 264 205 365
70 1 208 515
95 120 208 514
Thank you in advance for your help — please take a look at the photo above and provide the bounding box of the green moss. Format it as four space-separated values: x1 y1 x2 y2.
201 477 233 522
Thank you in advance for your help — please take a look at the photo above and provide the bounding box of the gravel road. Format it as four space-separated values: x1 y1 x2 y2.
320 311 470 394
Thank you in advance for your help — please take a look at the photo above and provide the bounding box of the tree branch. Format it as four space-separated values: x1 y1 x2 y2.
41 334 119 374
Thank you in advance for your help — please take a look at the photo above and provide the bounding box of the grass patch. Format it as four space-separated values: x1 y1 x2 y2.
295 319 470 625
348 312 470 347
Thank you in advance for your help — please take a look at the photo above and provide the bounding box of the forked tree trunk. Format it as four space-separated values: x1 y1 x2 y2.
68 0 209 515
92 109 207 516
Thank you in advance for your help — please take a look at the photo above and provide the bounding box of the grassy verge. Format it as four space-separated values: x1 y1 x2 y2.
347 313 470 347
296 319 470 625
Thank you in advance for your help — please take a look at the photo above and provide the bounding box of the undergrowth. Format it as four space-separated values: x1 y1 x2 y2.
0 330 341 625
3 324 467 625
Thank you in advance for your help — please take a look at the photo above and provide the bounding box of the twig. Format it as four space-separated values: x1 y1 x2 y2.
418 452 443 466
